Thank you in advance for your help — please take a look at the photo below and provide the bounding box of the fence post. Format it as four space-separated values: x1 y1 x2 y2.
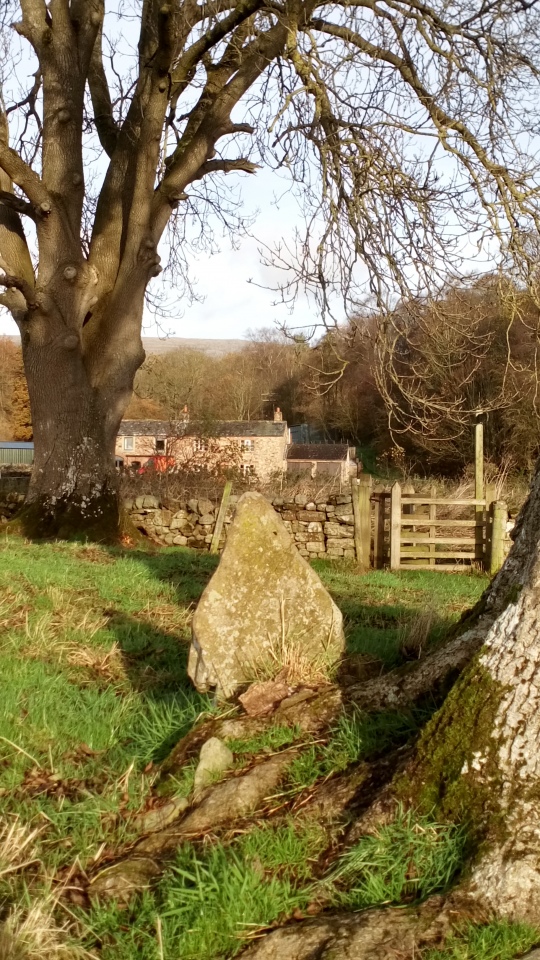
390 481 402 571
475 413 485 563
429 484 437 567
489 500 507 576
484 482 496 569
372 488 385 569
352 475 372 568
210 481 233 555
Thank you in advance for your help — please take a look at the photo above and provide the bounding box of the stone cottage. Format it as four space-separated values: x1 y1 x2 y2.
116 418 290 481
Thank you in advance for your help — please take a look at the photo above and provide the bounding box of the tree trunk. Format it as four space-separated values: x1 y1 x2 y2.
400 463 540 922
16 323 131 540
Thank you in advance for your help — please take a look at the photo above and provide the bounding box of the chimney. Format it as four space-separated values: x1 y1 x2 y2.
182 405 189 422
274 407 283 422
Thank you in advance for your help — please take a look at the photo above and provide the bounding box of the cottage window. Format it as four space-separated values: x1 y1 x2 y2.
123 436 134 451
242 464 255 477
193 439 209 453
156 439 165 452
241 439 254 451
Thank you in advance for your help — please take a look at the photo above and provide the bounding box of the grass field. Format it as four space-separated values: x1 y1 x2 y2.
0 538 536 959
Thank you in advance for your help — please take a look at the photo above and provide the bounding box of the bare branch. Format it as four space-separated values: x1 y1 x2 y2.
88 22 120 158
195 158 260 178
0 190 37 220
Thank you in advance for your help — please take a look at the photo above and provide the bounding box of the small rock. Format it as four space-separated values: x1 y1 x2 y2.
200 513 215 525
173 535 188 546
193 737 234 799
142 496 159 509
132 796 189 834
198 498 214 516
239 679 291 717
188 498 199 514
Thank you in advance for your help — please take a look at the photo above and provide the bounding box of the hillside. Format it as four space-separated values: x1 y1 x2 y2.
4 334 248 358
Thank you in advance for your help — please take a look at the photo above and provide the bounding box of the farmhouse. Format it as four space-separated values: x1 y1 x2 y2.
116 418 290 480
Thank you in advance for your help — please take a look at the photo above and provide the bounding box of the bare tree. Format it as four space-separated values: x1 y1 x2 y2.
0 0 539 541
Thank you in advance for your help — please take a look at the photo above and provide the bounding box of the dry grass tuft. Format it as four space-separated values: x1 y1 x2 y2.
136 600 193 635
0 591 29 633
0 898 90 960
246 603 340 688
0 819 41 878
397 607 436 661
65 642 127 684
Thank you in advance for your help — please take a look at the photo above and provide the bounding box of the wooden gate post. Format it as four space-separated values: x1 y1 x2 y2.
475 413 485 563
210 480 233 555
484 482 496 569
352 475 372 568
489 500 507 576
390 481 402 571
372 486 386 569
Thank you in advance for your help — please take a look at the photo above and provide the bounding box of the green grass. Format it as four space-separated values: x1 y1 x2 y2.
286 705 433 791
226 723 302 756
423 921 539 960
326 806 466 909
312 562 488 668
85 820 326 960
0 537 490 959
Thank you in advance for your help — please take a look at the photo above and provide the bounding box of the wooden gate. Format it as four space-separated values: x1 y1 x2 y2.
389 482 507 572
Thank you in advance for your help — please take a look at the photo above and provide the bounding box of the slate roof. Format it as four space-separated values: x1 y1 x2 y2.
287 443 350 461
119 420 288 438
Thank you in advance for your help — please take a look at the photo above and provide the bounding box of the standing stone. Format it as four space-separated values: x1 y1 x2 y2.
188 492 345 698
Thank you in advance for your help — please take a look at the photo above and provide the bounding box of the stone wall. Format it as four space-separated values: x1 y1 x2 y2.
124 491 357 559
0 491 26 522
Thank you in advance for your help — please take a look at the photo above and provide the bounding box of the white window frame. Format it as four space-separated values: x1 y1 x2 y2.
193 438 209 453
241 438 254 451
123 436 134 451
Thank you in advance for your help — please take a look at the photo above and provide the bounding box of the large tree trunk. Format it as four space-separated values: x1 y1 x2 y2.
399 464 540 922
16 316 137 540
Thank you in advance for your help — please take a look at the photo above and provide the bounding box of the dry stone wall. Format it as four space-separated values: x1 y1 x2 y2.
0 492 26 522
124 491 357 560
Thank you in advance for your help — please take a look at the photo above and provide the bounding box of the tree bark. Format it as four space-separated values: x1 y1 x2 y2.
398 463 540 922
14 313 135 540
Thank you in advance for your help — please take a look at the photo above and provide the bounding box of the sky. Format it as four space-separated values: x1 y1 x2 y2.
0 161 319 342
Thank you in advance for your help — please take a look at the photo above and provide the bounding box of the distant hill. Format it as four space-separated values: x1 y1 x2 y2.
3 334 248 359
142 337 247 357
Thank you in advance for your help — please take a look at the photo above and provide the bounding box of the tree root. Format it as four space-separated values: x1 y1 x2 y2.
346 614 492 712
238 892 488 960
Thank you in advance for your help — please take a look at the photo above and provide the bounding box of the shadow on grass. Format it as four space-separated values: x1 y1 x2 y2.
102 547 461 705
